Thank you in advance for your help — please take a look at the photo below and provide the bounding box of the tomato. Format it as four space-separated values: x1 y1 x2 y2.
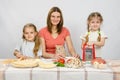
92 58 106 64
58 58 65 64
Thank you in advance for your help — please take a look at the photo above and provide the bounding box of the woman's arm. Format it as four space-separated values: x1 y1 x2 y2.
41 37 55 58
41 37 65 59
65 36 80 58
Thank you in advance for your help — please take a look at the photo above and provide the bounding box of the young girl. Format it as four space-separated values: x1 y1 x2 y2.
80 12 107 58
14 23 42 59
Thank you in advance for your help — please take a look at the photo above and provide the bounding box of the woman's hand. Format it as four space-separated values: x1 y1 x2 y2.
72 53 80 59
54 53 65 59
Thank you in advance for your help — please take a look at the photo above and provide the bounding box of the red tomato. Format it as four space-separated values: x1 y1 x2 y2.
58 58 65 64
92 58 106 64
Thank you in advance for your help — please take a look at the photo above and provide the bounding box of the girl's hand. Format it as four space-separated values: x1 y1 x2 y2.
16 53 27 60
16 53 23 58
87 41 94 46
87 41 95 48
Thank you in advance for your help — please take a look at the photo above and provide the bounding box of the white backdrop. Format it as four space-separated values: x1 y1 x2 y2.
0 0 120 59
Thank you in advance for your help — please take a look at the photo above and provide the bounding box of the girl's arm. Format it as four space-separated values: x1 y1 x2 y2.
87 37 106 47
14 50 26 59
65 36 80 58
14 50 33 59
94 38 106 47
81 39 86 49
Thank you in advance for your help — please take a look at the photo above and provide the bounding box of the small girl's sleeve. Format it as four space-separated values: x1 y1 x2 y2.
14 39 23 52
100 31 108 39
80 32 88 41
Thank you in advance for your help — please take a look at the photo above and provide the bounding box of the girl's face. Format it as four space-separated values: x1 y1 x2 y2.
23 27 37 41
88 18 101 31
50 11 61 26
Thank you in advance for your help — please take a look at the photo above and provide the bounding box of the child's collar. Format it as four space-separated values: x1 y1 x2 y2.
87 30 101 35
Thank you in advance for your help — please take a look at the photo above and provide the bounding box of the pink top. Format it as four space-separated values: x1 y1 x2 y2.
39 27 70 54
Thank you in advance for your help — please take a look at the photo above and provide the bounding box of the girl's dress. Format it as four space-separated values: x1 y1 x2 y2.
80 30 107 57
15 39 42 57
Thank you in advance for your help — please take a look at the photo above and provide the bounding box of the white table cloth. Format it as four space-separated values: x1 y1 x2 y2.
0 59 120 80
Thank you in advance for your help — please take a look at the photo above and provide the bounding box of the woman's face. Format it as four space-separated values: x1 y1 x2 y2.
23 27 37 41
89 17 101 31
50 11 61 26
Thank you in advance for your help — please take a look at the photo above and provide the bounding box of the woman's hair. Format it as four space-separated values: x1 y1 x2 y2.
23 23 40 57
86 12 103 42
47 6 64 34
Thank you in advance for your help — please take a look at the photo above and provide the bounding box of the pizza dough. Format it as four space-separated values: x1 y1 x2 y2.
38 60 56 69
11 59 38 68
1 59 17 64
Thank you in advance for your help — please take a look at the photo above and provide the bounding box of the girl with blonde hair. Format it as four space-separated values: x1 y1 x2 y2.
80 12 107 58
14 23 42 59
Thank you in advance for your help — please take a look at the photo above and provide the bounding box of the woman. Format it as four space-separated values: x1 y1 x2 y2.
39 7 80 59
